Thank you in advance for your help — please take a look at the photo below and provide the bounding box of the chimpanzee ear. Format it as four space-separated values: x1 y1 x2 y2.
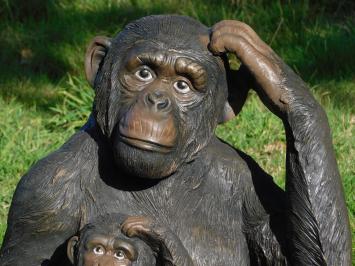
85 36 112 87
218 66 250 124
67 236 79 265
218 102 236 123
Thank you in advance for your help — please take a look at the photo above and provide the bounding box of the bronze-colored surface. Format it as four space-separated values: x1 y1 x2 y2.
118 104 176 153
175 57 206 91
1 15 351 266
84 36 112 87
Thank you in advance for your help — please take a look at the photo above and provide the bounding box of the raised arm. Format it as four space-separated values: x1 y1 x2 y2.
209 20 351 265
121 216 194 266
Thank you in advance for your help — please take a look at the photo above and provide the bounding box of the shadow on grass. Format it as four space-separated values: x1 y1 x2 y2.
0 0 182 108
0 0 354 110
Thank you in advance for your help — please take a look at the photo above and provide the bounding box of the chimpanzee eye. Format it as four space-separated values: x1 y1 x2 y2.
114 250 126 260
93 245 105 255
174 80 191 93
135 68 153 81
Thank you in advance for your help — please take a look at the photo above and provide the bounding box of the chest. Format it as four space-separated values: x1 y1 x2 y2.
84 172 249 265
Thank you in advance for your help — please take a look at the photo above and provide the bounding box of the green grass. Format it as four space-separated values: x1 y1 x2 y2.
0 0 354 257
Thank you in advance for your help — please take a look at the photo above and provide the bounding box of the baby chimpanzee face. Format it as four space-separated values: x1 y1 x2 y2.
67 214 156 266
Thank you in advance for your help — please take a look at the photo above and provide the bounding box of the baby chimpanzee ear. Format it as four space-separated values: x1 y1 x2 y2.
85 36 112 87
67 236 79 265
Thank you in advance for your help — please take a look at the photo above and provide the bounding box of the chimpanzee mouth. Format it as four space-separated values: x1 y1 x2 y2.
119 134 173 153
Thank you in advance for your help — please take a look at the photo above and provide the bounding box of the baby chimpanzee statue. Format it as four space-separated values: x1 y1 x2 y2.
67 213 193 266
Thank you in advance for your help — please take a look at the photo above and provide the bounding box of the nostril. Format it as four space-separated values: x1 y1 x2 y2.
147 91 162 104
145 91 170 110
157 98 170 110
147 93 155 104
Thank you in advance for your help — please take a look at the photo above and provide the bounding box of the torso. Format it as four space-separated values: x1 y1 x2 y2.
28 130 254 265
74 134 252 265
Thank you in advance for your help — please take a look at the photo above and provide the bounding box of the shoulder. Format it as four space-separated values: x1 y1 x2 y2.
207 137 283 189
200 137 254 199
6 129 102 231
204 137 286 211
206 137 250 172
12 129 99 206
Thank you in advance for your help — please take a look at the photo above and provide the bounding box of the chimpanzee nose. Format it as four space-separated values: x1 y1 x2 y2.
146 91 171 111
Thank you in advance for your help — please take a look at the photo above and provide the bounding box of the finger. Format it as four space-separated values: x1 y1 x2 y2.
212 34 280 79
125 224 149 237
212 20 273 56
123 216 148 223
121 216 151 228
121 217 152 236
212 34 283 104
210 27 270 56
122 223 150 237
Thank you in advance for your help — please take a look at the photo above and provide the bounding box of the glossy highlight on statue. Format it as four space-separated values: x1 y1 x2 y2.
0 15 351 265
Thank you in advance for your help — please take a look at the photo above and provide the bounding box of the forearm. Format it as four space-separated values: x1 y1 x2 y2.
158 230 194 266
208 18 351 265
282 76 351 265
121 216 194 266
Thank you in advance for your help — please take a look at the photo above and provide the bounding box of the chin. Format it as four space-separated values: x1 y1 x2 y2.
113 140 179 179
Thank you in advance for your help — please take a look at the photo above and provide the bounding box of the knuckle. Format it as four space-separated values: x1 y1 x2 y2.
213 43 223 53
220 20 243 29
237 21 251 29
220 20 237 26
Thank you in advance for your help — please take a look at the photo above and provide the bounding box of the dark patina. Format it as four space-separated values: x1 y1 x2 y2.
0 15 351 265
67 213 192 266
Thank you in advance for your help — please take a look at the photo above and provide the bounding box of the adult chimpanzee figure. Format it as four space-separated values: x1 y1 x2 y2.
0 15 351 265
66 213 193 266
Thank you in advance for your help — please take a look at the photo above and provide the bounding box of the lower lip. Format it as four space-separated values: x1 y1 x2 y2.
119 135 173 153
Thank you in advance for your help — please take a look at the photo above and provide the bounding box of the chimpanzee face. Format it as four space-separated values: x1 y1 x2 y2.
111 44 225 179
86 16 229 179
67 214 157 266
80 234 137 266
67 230 156 266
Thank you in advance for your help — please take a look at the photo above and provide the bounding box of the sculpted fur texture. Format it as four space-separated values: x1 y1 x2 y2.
0 15 351 265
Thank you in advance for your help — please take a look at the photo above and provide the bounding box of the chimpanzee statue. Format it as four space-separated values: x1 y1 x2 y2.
66 213 193 266
0 15 351 265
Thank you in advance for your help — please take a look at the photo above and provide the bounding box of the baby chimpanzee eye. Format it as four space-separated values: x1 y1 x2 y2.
114 250 126 260
93 245 105 255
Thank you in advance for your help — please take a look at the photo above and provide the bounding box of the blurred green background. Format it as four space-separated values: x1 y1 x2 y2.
0 0 354 257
